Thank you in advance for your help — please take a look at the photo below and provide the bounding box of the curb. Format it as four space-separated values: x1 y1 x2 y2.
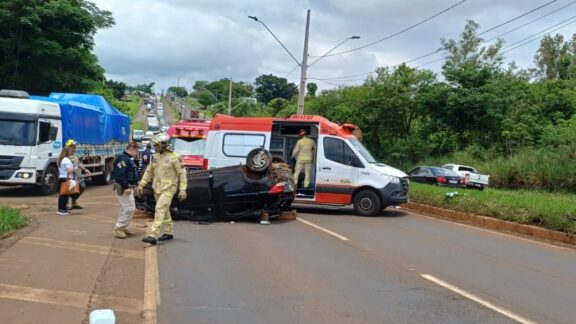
404 202 576 246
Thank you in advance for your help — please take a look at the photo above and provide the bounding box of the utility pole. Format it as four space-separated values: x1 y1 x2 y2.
227 79 232 115
297 9 310 115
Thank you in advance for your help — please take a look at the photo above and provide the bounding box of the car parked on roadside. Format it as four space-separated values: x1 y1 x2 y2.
407 166 465 188
135 149 295 221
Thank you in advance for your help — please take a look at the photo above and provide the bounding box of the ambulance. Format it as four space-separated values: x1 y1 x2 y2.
167 119 211 172
203 114 409 216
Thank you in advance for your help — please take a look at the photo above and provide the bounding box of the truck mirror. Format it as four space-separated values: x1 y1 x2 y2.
38 122 52 143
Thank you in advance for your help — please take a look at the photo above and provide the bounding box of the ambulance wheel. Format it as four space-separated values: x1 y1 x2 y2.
353 189 381 216
246 148 272 173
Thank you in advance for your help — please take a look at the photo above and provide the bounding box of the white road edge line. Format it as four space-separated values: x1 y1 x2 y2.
297 217 349 241
421 274 537 324
142 224 159 324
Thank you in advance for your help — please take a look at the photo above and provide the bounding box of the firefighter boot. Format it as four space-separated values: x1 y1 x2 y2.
142 236 157 245
157 234 174 241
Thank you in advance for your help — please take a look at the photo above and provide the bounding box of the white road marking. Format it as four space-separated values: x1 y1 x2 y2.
142 222 159 324
297 217 349 241
421 274 537 324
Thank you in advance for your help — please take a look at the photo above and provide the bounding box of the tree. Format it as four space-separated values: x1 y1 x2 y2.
534 34 576 80
0 0 114 94
306 82 318 97
167 86 188 98
105 79 126 99
254 74 298 104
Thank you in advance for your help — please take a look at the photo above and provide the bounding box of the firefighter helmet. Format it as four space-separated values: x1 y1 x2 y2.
151 133 170 148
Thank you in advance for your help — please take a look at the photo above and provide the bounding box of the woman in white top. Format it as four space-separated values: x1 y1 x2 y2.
57 147 74 215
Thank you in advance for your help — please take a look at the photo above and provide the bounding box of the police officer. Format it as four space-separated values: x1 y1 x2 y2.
112 142 141 239
136 134 187 245
292 129 316 188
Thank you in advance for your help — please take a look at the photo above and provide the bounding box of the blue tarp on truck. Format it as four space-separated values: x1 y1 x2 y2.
30 93 130 145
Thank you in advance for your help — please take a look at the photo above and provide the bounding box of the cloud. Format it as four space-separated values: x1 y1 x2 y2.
92 0 576 93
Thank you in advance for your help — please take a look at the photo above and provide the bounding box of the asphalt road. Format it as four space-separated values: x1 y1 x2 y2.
157 207 576 324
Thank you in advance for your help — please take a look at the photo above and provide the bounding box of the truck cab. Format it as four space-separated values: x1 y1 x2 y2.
167 119 211 172
204 114 409 216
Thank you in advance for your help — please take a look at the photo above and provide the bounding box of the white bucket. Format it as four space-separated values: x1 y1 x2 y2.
89 309 115 324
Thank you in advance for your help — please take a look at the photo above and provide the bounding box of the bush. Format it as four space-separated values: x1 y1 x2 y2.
0 206 27 236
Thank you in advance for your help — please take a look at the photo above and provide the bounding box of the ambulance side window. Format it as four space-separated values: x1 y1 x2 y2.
223 133 265 157
324 137 363 168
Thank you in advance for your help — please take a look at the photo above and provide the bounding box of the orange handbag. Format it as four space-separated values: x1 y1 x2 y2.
60 179 80 195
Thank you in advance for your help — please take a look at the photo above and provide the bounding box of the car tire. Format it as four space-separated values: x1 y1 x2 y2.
246 148 272 173
353 189 381 216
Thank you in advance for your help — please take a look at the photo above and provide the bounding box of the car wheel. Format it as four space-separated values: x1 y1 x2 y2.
246 148 272 173
353 189 381 216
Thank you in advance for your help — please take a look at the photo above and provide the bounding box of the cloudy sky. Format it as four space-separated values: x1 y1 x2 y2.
91 0 576 94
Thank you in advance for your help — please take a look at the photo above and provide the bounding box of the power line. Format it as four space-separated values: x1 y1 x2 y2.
485 0 576 42
309 0 468 58
502 17 576 54
477 0 558 36
310 0 572 82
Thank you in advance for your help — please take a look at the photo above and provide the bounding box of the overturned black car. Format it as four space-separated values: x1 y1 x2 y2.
135 149 295 221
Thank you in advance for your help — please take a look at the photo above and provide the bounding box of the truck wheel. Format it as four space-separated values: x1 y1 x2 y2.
246 148 272 173
39 165 59 195
353 189 381 216
94 161 112 185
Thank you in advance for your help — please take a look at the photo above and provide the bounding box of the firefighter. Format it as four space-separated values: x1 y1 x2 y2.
136 134 187 245
292 129 316 188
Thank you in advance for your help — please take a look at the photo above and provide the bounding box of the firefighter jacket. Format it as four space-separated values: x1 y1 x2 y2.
292 136 316 162
139 150 187 195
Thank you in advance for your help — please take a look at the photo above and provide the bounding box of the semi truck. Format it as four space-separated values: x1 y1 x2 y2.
167 119 211 172
0 90 130 195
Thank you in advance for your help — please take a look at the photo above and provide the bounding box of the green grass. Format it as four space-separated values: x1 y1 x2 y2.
0 206 27 236
126 96 142 117
182 97 202 108
131 121 144 132
409 183 576 233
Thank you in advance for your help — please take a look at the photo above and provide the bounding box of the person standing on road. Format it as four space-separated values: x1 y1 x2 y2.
65 140 91 209
140 143 153 176
292 129 316 188
112 142 141 239
57 147 74 215
136 134 187 245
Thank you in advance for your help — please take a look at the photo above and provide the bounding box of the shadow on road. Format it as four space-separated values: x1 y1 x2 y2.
292 204 409 218
0 186 45 198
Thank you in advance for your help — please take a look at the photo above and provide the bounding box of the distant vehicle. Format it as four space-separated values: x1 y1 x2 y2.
161 125 169 133
407 166 465 188
145 131 154 136
133 129 144 142
167 119 211 172
136 148 295 221
141 135 152 147
146 112 155 118
442 164 489 190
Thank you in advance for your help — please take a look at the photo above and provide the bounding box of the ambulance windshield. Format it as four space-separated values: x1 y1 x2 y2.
349 138 377 164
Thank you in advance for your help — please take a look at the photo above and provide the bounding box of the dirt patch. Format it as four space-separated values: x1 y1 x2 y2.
404 202 576 247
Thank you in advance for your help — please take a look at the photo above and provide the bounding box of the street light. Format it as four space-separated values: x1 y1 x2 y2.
249 11 359 114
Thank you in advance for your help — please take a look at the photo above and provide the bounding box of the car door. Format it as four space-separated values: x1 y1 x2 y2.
409 167 434 184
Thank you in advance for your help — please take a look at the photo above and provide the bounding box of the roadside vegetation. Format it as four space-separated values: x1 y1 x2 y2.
409 183 576 233
0 206 27 237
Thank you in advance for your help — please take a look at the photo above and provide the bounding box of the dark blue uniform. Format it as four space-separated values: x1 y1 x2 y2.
113 151 139 190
